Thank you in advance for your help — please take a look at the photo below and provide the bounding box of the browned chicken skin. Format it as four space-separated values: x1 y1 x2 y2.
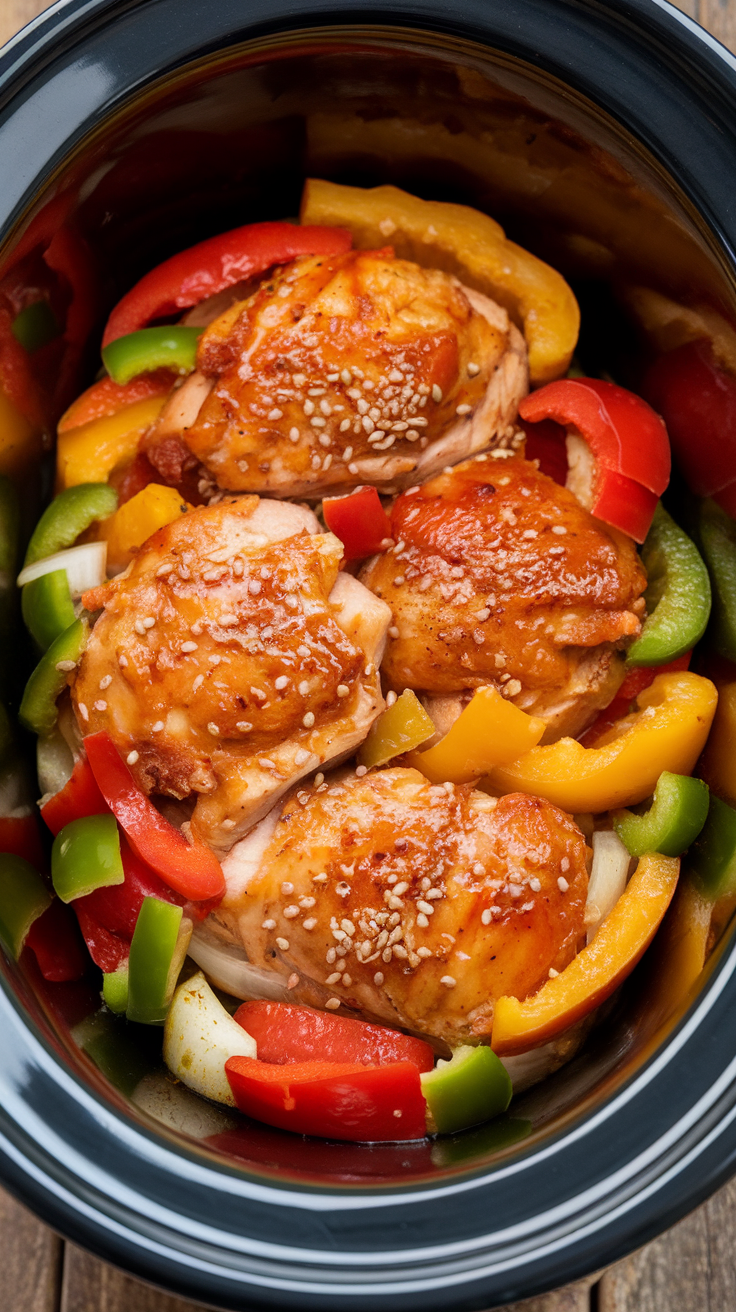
360 453 647 740
72 497 390 851
150 248 528 499
208 767 588 1047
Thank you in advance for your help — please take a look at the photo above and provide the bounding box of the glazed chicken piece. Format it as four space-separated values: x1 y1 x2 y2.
361 454 647 740
202 767 588 1047
147 248 528 499
72 498 390 852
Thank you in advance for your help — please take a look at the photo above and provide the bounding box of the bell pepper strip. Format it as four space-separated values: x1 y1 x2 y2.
696 499 736 663
698 680 736 807
518 378 670 542
0 853 52 960
56 394 168 490
357 690 435 769
0 306 48 434
40 754 107 836
578 654 692 749
99 483 189 572
19 617 87 737
12 300 60 354
102 966 129 1014
74 904 129 973
300 179 579 386
491 852 680 1055
642 873 713 1024
322 487 392 562
234 1000 434 1072
58 371 175 434
79 835 184 939
25 898 87 982
102 221 353 347
519 416 568 485
421 1045 512 1135
407 687 546 785
644 339 736 516
627 503 710 666
0 814 46 867
84 731 225 901
225 1055 427 1142
22 570 75 651
614 771 709 858
24 483 118 566
689 794 736 903
126 896 192 1025
51 813 124 903
484 672 717 813
102 326 203 385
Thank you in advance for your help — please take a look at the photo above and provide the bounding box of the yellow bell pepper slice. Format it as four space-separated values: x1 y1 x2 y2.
357 690 435 769
492 851 680 1055
300 178 580 385
484 672 717 813
406 686 546 784
698 680 736 807
56 394 166 489
100 483 191 571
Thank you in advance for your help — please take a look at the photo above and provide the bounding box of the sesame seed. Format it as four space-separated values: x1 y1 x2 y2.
440 975 456 988
259 758 276 770
416 913 429 928
303 711 315 728
236 721 252 732
287 973 299 989
118 655 128 667
268 408 283 421
275 675 289 690
181 641 197 653
127 751 139 765
294 748 310 765
311 416 326 428
303 399 315 415
374 971 385 985
561 856 570 872
151 720 164 732
386 691 397 708
93 700 107 712
207 722 219 735
417 900 434 916
552 525 567 535
348 462 359 474
481 908 492 925
303 917 317 930
337 684 350 698
355 765 368 777
558 876 570 893
340 368 352 384
432 384 443 403
456 403 472 415
262 918 276 930
283 905 299 919
275 937 290 951
325 998 341 1010
248 580 262 595
325 972 342 986
530 877 542 892
313 872 328 883
388 625 399 639
134 620 146 636
549 967 559 978
362 415 375 433
417 946 433 958
56 659 77 673
78 703 89 722
192 675 204 692
289 426 300 441
467 361 480 376
504 679 522 697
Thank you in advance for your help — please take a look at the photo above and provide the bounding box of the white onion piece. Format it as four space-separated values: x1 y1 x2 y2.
585 829 630 943
37 727 75 800
17 541 107 595
189 927 294 1003
163 971 257 1107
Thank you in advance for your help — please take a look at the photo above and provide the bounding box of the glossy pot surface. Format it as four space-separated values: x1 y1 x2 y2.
1 1 736 1307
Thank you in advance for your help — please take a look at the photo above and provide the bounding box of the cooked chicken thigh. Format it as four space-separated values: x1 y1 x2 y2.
361 454 647 740
205 767 588 1047
148 248 527 500
73 498 390 852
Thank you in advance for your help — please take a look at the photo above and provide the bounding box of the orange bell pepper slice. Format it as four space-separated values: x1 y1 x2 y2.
300 178 580 385
491 851 680 1055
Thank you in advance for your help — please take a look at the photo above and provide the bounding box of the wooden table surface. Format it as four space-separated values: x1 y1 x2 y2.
1 0 736 1307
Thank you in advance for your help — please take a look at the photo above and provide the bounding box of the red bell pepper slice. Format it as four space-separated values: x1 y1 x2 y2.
234 1001 435 1072
57 370 175 434
40 755 108 837
83 731 224 902
78 836 184 938
578 652 692 748
26 898 87 982
225 1056 427 1142
322 487 392 562
74 903 129 973
519 416 568 485
518 378 671 542
0 813 46 867
102 221 352 347
644 339 736 517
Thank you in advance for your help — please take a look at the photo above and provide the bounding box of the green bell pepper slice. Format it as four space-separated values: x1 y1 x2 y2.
627 503 711 667
689 794 736 902
22 569 76 651
103 965 129 1014
0 853 52 960
24 484 118 567
421 1044 512 1135
11 300 60 354
52 814 124 903
696 499 736 663
614 770 709 858
19 617 87 736
127 896 192 1025
101 326 203 386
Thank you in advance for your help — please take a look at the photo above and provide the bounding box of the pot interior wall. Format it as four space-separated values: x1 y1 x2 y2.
4 26 734 1189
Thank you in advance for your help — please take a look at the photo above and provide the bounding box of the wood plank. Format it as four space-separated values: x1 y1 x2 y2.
669 0 700 18
0 0 54 49
501 1283 591 1311
700 0 736 50
599 1175 736 1311
60 1243 214 1312
0 1186 63 1311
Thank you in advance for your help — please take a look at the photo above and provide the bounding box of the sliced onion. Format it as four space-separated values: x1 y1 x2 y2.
17 541 107 595
585 829 630 942
189 926 294 1003
37 726 75 800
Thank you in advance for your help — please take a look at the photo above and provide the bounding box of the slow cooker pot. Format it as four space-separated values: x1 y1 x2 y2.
2 0 736 1307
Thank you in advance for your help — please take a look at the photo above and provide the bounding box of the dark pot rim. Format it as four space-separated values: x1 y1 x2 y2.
2 1 736 1308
